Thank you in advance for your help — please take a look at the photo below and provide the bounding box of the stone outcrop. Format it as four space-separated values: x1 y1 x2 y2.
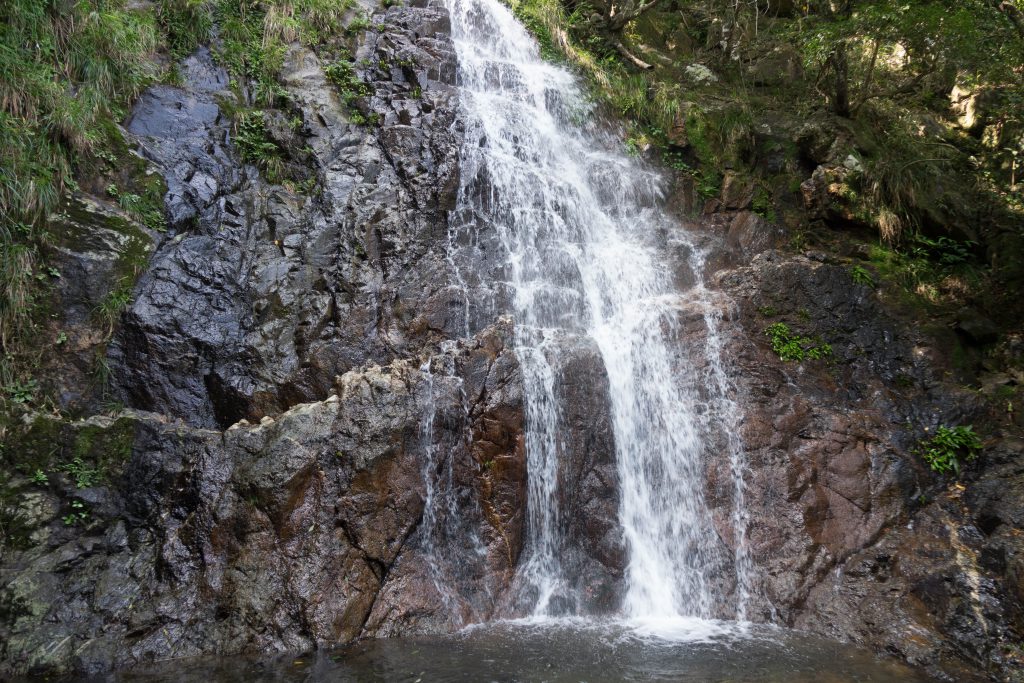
701 225 1023 681
1 2 525 677
0 323 525 676
109 1 464 429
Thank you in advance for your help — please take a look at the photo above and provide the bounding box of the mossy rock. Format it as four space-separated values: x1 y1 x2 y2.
1 412 138 483
45 194 153 326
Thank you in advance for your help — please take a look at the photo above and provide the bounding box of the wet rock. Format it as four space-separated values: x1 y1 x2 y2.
745 45 803 87
109 6 463 429
0 324 526 677
720 171 754 210
549 338 622 612
124 48 239 228
0 4 521 677
34 196 155 412
709 248 1017 679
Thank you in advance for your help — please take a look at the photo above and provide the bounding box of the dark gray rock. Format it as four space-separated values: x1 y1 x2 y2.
0 324 525 677
125 48 239 228
957 308 1000 346
109 6 464 429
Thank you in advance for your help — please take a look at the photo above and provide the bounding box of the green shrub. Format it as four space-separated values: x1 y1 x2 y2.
157 0 212 59
0 0 158 353
752 186 776 223
213 0 287 105
918 425 982 475
909 233 975 269
765 322 832 362
4 378 37 405
213 0 355 104
345 12 371 35
324 56 376 124
233 110 286 182
94 279 134 338
107 184 167 232
849 265 876 288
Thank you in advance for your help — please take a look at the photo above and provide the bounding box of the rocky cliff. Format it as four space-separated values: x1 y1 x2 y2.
1 1 1022 681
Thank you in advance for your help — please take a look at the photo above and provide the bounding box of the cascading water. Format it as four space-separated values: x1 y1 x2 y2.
444 0 753 623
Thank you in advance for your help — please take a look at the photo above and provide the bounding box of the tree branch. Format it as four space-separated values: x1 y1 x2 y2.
852 64 937 115
606 0 664 30
610 37 654 69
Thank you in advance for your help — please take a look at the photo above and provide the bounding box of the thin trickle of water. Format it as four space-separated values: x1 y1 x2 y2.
418 356 461 619
445 0 753 621
417 344 490 624
697 287 754 620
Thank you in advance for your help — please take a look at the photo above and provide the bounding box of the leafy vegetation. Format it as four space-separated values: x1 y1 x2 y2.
4 379 38 405
95 279 135 338
324 53 377 124
849 265 876 288
1 0 361 407
157 0 213 60
234 110 288 182
210 0 356 103
509 0 1023 332
0 0 159 361
62 499 89 526
866 235 981 309
107 183 167 232
765 322 833 362
60 456 101 489
918 425 983 475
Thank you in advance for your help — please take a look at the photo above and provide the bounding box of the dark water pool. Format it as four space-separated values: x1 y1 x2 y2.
99 619 928 682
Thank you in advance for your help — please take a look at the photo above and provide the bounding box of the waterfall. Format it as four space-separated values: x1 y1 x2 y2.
445 0 752 622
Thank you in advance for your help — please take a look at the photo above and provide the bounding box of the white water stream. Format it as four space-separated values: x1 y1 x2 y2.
444 0 752 623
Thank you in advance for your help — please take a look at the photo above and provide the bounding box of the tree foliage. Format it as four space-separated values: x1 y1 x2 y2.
789 0 1024 116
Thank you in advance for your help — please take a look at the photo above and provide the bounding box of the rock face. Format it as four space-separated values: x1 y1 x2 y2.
0 2 531 676
0 2 620 674
2 1 1023 681
700 230 1023 681
0 323 526 675
109 3 464 429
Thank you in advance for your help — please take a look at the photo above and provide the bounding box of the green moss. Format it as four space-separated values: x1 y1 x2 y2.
951 338 972 374
45 196 153 346
0 490 34 549
69 418 136 481
0 414 64 474
1 413 136 487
